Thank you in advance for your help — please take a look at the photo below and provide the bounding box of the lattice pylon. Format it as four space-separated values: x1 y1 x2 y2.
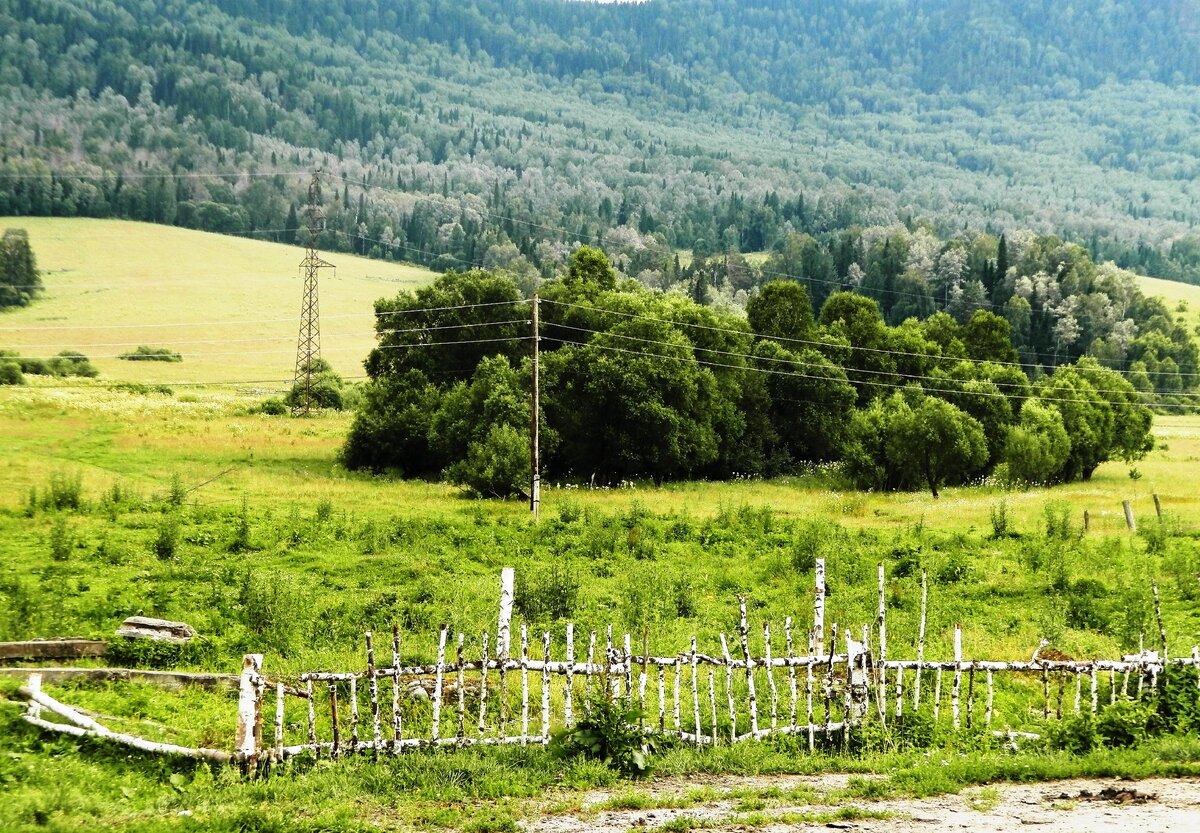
292 171 334 416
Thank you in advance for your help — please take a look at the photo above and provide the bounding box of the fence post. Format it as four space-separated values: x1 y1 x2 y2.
235 654 263 767
1123 500 1136 532
1153 493 1162 520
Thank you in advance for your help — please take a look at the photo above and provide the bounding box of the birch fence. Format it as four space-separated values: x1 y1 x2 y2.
17 564 1200 767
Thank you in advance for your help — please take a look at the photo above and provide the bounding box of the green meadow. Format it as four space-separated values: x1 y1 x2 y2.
2 220 1200 830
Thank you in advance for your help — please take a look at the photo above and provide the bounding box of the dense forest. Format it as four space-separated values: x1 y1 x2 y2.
342 246 1156 495
2 0 1200 286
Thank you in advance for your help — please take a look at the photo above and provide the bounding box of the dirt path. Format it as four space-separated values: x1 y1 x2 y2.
529 775 1200 832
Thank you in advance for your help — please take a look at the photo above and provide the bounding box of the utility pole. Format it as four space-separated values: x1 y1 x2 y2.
530 295 540 520
292 170 335 416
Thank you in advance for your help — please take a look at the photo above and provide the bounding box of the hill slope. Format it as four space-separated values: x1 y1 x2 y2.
0 218 436 384
2 1 1199 284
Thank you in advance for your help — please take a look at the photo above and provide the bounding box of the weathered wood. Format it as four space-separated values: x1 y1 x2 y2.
497 568 514 658
764 621 778 730
623 632 633 704
350 677 359 749
585 630 596 717
306 680 317 754
392 625 403 751
985 669 994 726
565 624 575 728
1084 510 1090 532
0 638 108 661
366 631 381 753
719 633 736 742
708 665 718 745
894 665 904 718
541 631 551 745
329 683 341 760
739 600 758 736
672 643 681 731
877 563 888 718
933 668 943 723
813 559 826 660
691 636 701 743
951 625 962 730
914 569 928 709
1153 493 1162 519
0 667 236 689
19 686 230 763
478 631 490 734
458 633 468 742
235 654 263 765
785 617 797 731
1123 500 1136 531
806 629 815 752
115 617 196 644
274 682 285 762
519 623 529 744
432 625 447 742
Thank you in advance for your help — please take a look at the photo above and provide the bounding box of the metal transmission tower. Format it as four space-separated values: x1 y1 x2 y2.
292 171 335 416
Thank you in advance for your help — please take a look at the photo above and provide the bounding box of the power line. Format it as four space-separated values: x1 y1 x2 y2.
540 297 1200 382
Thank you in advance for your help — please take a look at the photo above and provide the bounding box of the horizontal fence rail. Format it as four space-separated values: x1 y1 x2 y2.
18 564 1200 767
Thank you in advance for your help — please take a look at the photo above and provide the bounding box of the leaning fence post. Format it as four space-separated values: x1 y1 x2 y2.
1123 500 1136 532
738 598 759 737
236 654 264 767
1153 493 1162 520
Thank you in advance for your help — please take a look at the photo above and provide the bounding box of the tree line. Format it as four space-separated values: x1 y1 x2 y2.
343 246 1155 498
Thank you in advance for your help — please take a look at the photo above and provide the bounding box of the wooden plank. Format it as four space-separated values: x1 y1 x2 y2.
0 639 107 660
0 666 237 689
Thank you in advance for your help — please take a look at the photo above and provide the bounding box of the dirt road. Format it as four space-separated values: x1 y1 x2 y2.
529 775 1200 832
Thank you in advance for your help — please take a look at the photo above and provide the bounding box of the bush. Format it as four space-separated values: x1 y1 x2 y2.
118 345 183 362
515 561 580 621
550 690 662 778
258 397 288 415
49 350 99 377
0 359 23 385
153 514 181 560
45 471 83 511
447 424 528 499
286 357 347 411
48 515 74 561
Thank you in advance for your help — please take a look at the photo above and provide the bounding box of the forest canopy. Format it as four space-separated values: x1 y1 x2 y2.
343 246 1157 497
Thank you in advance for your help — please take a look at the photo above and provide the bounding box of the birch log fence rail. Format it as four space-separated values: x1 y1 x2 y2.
15 565 1200 768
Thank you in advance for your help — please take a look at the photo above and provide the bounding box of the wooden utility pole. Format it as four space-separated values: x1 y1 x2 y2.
530 296 540 519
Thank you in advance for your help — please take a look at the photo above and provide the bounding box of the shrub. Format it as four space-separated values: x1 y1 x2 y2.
0 359 23 385
515 561 580 621
118 345 183 362
153 514 181 560
258 397 288 415
447 424 528 499
49 350 99 377
45 471 83 511
989 500 1014 539
1096 699 1154 748
48 515 74 561
550 689 661 778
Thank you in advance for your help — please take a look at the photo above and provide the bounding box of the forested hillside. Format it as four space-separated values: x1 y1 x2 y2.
2 0 1200 287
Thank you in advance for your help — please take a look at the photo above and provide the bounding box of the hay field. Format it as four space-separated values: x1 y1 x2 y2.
0 218 436 385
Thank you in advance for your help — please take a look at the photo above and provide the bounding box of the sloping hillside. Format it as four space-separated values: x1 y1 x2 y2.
0 218 436 384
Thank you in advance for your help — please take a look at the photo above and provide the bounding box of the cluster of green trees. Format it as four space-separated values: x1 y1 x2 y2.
3 1 1200 286
0 350 98 385
344 247 1154 497
0 228 40 309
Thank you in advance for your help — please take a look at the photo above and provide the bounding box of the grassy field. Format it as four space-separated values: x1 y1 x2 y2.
0 218 436 384
3 222 1200 830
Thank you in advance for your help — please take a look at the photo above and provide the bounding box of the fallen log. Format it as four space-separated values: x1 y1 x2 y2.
0 639 107 661
0 667 238 689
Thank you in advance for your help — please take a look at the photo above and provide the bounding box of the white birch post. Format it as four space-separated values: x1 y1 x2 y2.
497 569 514 736
708 666 718 745
951 624 963 730
672 652 682 731
691 636 701 743
806 630 815 752
914 570 927 710
933 669 943 724
1153 582 1168 658
894 666 904 718
813 559 826 661
349 677 359 750
329 683 340 760
739 598 759 737
432 625 447 742
519 623 529 744
825 623 837 739
877 563 888 717
585 631 596 716
478 631 490 734
657 662 666 732
541 631 551 745
785 616 797 731
235 654 263 766
366 631 381 753
1090 664 1099 715
985 669 994 726
639 630 649 717
391 625 402 752
719 633 737 742
764 621 778 731
274 682 285 762
1074 670 1082 715
457 633 467 742
565 624 575 728
1194 646 1200 694
623 632 634 705
306 680 317 755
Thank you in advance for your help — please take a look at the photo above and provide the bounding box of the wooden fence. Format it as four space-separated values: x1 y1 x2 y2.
18 564 1200 766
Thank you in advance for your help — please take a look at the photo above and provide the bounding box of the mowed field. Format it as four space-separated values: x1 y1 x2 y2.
0 218 436 384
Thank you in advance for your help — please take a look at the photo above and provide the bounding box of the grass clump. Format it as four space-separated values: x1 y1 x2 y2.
118 345 183 362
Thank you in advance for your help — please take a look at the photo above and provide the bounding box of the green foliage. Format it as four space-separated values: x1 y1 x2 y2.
0 359 24 385
47 514 74 561
287 358 348 411
153 513 181 561
0 228 41 308
117 345 183 362
550 691 662 778
1002 400 1070 486
514 561 580 622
